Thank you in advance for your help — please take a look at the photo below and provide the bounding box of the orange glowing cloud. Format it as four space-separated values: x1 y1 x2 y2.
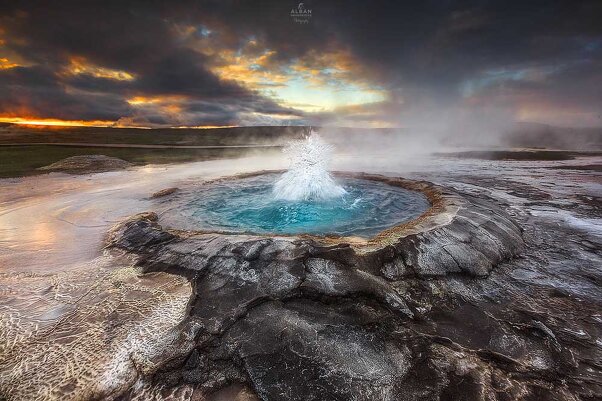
170 125 238 129
63 56 136 81
0 57 20 69
171 24 387 115
211 48 289 89
208 42 387 113
126 95 189 105
126 95 187 116
288 49 376 90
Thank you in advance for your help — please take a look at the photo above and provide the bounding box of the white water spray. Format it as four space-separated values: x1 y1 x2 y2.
273 131 347 201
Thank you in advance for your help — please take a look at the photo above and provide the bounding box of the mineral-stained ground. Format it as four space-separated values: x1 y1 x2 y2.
0 153 600 401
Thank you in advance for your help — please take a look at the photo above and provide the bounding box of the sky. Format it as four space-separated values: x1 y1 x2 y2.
0 0 601 129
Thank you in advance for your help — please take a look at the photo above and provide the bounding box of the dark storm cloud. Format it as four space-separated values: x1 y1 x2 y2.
195 1 602 79
0 0 601 126
0 65 133 120
196 0 602 126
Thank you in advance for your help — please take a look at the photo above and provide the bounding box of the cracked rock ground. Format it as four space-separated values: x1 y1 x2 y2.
1 165 601 401
98 174 601 401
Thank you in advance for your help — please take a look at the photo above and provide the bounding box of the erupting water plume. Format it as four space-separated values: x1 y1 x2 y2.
273 131 347 201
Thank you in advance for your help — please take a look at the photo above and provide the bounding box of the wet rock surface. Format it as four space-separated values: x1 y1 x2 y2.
2 156 600 401
104 174 602 400
38 154 131 174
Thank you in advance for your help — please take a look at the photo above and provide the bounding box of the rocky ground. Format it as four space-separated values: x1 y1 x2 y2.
0 153 600 400
103 172 599 401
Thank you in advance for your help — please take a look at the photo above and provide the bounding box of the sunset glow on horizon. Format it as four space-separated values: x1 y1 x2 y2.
0 117 121 128
0 117 244 129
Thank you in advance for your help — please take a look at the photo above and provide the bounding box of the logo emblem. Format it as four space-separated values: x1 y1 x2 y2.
290 2 312 24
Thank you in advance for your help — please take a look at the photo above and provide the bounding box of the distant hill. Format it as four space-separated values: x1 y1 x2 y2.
502 122 602 150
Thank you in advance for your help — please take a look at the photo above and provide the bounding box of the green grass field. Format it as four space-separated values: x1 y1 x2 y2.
0 124 296 178
0 124 303 146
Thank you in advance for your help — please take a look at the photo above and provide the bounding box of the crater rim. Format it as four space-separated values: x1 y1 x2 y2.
155 170 454 252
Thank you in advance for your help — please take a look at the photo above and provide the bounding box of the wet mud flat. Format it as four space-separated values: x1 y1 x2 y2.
435 149 602 161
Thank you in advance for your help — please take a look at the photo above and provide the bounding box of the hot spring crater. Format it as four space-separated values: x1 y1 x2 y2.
159 173 430 238
103 168 541 400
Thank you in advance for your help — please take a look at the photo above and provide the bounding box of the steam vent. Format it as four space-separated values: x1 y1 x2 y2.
99 171 546 400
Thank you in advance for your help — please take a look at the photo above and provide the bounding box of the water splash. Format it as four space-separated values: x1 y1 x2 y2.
273 131 347 201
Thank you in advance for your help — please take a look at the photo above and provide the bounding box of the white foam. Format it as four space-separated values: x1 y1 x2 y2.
273 132 347 201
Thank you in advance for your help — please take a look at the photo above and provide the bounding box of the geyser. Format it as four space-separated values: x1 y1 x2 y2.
272 132 347 201
156 133 432 237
